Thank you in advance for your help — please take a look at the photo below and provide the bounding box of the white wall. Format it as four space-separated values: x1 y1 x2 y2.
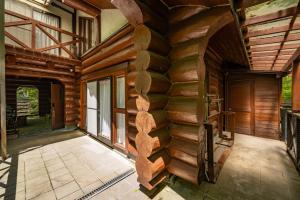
101 9 128 42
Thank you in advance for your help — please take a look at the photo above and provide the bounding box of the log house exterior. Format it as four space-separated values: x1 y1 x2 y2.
1 0 300 192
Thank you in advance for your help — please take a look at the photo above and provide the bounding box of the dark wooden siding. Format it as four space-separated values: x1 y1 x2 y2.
227 74 281 139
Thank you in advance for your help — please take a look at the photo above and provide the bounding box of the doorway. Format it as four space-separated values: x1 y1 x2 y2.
86 73 127 151
227 80 254 135
51 83 65 130
227 74 280 139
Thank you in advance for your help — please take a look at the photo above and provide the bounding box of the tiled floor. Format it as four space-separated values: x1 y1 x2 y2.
1 131 300 200
0 130 133 200
92 133 300 200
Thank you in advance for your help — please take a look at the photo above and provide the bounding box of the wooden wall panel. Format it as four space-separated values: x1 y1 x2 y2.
227 74 280 139
292 62 300 111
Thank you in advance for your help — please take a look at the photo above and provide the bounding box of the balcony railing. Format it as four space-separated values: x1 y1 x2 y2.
281 107 300 170
4 9 83 59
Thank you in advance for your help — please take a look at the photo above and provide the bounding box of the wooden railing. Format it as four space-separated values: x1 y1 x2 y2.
284 110 300 170
4 9 83 59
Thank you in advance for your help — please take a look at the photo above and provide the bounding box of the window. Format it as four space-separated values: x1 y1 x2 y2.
85 72 127 152
114 76 126 148
79 17 94 56
33 10 60 55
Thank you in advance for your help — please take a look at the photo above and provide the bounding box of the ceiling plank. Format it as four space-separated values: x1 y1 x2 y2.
161 0 228 7
82 0 115 9
242 6 299 26
241 0 270 8
271 1 300 70
61 0 100 16
250 43 299 52
246 22 300 38
248 32 300 46
282 46 300 71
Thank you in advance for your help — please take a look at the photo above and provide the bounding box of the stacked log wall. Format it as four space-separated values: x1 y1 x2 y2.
133 24 171 190
166 7 217 185
5 56 77 127
80 25 138 156
5 78 51 117
205 47 224 136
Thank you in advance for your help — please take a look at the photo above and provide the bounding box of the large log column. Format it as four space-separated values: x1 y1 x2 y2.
0 0 7 159
292 61 300 112
133 24 171 190
166 6 233 185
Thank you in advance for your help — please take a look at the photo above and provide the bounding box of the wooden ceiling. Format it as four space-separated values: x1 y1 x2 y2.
209 21 249 67
237 0 300 72
161 0 229 7
82 0 115 9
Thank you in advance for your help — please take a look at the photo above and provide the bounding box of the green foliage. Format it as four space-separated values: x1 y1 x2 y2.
17 87 39 115
282 75 292 104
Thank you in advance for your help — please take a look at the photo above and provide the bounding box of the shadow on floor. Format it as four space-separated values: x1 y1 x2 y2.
1 130 84 199
18 116 51 137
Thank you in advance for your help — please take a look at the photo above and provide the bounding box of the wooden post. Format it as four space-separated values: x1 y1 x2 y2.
292 61 300 112
0 0 7 160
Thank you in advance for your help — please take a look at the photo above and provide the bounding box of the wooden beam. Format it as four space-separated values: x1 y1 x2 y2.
243 6 299 26
282 46 300 71
250 43 299 52
271 1 300 70
0 0 7 160
241 0 270 8
162 0 228 7
82 0 115 9
248 33 300 46
251 50 295 57
5 45 80 66
5 20 31 27
61 0 100 17
37 24 77 59
4 31 30 49
246 22 300 38
111 0 167 34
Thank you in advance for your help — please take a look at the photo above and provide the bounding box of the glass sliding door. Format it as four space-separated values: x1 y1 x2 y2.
86 78 112 144
86 81 97 136
86 73 127 152
114 76 127 149
98 78 112 142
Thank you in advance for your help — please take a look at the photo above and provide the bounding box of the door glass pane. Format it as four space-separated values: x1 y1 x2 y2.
87 109 97 136
99 79 111 140
87 81 97 136
87 81 97 109
116 113 126 147
116 77 125 108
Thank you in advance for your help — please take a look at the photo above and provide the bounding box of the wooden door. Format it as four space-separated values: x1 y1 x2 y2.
228 80 253 135
254 78 280 139
51 83 64 130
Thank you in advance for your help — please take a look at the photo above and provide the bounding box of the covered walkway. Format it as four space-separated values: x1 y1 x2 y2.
0 131 299 200
92 134 300 200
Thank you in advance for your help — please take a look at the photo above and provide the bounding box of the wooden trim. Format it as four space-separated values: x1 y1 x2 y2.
1 0 7 160
271 1 300 70
4 31 30 49
82 65 128 153
5 45 80 66
246 22 300 38
5 20 31 27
